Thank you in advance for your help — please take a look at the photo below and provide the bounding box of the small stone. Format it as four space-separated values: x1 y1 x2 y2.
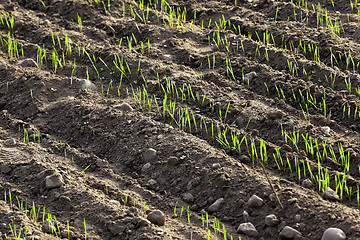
147 179 158 190
143 148 157 161
20 58 38 68
167 156 179 165
323 187 340 201
240 155 251 163
212 163 221 168
80 79 97 90
147 210 165 226
113 103 133 112
243 72 257 83
109 200 120 206
136 217 151 228
162 54 172 61
321 126 331 134
267 109 284 120
248 195 264 208
3 138 16 146
208 198 224 213
288 198 298 203
243 210 250 221
181 193 194 203
265 214 279 227
279 226 302 239
269 193 276 202
237 222 259 237
45 173 63 190
190 204 198 211
321 227 346 240
302 179 313 188
141 163 151 174
294 215 301 223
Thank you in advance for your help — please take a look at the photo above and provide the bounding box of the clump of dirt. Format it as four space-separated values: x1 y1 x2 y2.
0 0 359 239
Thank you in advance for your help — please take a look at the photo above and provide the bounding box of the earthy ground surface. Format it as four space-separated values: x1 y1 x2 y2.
0 0 360 239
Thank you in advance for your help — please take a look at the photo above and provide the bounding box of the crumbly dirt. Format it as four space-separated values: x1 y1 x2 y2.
0 0 360 239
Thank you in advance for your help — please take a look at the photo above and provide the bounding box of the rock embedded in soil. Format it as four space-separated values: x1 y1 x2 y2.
237 222 259 237
167 156 179 165
113 103 133 112
321 227 346 240
301 179 313 188
80 79 97 90
240 155 251 163
147 210 165 226
45 173 63 190
279 226 302 239
267 109 284 120
3 138 16 146
208 198 224 213
323 187 340 201
136 217 151 228
143 148 157 161
248 194 263 208
294 214 301 223
141 162 151 174
146 179 158 190
243 71 257 83
20 58 38 68
265 214 279 227
181 192 194 203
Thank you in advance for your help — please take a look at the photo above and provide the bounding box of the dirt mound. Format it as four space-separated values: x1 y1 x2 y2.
0 0 359 239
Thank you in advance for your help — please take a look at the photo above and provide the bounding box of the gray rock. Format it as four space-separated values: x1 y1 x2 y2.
113 103 133 112
244 72 257 83
208 198 224 213
301 179 313 188
243 210 250 222
20 58 38 68
147 179 158 190
181 192 194 203
45 173 63 190
294 214 301 223
136 217 151 228
167 156 179 165
80 79 97 90
3 138 16 146
323 187 340 201
265 214 279 227
321 228 346 240
248 195 264 208
240 155 251 163
143 148 157 161
212 163 221 168
141 163 151 174
279 226 302 239
147 210 165 226
267 110 285 120
237 222 259 237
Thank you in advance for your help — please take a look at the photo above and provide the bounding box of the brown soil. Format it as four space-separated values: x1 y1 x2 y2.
0 0 360 239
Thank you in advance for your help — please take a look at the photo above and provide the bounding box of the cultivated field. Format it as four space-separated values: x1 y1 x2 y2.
0 0 359 239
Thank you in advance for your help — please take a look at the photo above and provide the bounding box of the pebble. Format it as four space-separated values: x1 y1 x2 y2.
237 222 259 237
323 187 340 201
45 173 63 190
243 210 250 221
167 156 179 165
321 227 346 240
279 226 302 239
143 148 157 161
3 138 16 146
240 155 251 163
20 58 38 68
80 79 97 90
181 193 194 203
141 163 151 174
136 217 151 228
294 214 301 223
147 179 158 190
212 163 221 168
244 72 257 83
147 210 165 226
265 214 279 227
113 103 133 112
248 194 264 208
208 198 224 213
321 126 331 134
301 179 313 188
267 109 285 120
162 54 172 61
42 221 57 234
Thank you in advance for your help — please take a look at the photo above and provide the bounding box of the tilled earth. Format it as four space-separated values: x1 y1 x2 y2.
0 0 359 239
